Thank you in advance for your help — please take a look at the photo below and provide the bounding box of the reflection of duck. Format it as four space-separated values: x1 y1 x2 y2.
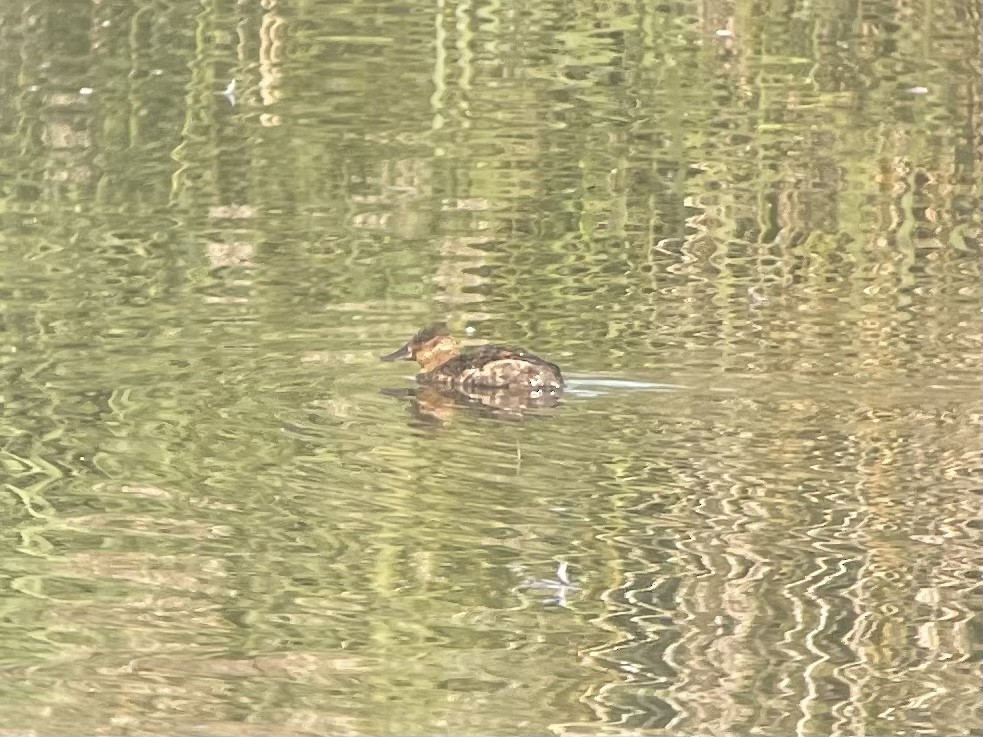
380 324 564 392
382 384 562 425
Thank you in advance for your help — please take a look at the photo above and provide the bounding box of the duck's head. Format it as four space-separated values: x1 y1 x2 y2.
380 323 460 371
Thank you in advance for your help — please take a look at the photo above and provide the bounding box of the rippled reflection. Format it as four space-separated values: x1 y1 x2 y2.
0 0 980 734
381 384 564 425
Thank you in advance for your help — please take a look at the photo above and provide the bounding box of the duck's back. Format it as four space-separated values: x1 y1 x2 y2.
425 345 563 391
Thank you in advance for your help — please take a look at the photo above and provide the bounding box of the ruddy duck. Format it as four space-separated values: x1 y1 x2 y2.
381 324 563 392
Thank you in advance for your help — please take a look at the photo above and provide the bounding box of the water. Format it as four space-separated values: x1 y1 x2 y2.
0 0 980 734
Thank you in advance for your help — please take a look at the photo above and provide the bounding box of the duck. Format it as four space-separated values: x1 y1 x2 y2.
381 324 563 392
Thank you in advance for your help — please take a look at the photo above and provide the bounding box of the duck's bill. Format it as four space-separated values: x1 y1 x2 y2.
380 343 413 362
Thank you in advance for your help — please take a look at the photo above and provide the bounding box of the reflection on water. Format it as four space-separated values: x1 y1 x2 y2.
0 0 980 734
512 560 580 608
382 384 564 425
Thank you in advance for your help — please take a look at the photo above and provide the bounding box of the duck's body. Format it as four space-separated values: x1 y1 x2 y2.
381 324 563 392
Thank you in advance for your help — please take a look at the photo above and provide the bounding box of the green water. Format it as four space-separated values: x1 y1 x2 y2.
1 0 980 734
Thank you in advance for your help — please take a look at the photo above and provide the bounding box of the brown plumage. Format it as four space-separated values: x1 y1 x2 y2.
380 324 564 392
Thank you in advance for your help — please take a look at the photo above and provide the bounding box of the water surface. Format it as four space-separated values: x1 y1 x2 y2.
0 0 980 734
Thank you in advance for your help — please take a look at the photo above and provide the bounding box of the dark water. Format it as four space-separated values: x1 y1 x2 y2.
1 0 980 734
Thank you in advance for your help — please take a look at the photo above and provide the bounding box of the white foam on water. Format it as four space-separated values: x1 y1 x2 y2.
562 377 684 397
